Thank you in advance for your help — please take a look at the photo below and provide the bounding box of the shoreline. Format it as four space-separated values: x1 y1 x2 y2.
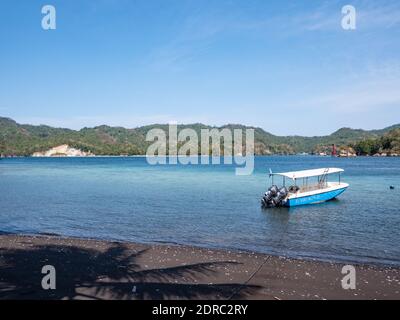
2 231 398 268
1 234 399 300
2 154 400 158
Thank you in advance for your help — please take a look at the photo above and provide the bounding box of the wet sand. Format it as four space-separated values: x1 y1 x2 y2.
0 234 399 300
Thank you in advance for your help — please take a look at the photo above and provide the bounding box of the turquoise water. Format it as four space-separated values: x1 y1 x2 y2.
0 156 399 266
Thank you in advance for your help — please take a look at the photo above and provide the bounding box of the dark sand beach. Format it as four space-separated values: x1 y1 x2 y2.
0 234 399 300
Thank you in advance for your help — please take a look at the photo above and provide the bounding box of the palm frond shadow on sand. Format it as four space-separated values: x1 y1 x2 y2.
0 242 261 300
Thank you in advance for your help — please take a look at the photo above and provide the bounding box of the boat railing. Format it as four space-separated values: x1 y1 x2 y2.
298 181 342 193
298 182 328 193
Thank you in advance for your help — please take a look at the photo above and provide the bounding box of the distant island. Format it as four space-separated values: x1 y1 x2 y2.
0 116 399 157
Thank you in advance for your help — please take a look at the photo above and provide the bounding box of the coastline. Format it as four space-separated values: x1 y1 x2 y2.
2 153 400 158
1 234 399 300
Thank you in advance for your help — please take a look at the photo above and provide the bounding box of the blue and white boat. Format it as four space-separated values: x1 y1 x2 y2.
261 168 349 208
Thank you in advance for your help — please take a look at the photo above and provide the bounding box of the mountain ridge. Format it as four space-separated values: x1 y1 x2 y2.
1 116 399 156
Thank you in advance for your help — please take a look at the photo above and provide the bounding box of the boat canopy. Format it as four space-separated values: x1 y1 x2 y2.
272 168 344 180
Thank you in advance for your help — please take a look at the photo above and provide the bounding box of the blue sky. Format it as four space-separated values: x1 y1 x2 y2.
0 0 399 135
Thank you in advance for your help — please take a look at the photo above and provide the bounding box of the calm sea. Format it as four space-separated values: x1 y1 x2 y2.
1 156 399 266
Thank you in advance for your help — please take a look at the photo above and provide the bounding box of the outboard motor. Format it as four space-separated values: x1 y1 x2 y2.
261 185 287 208
264 191 273 201
279 186 288 198
261 191 272 207
269 185 278 196
274 187 288 206
261 197 267 207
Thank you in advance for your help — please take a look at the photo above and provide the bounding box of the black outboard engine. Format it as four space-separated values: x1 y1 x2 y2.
261 185 287 208
272 187 288 206
269 185 278 196
261 190 272 207
279 186 288 197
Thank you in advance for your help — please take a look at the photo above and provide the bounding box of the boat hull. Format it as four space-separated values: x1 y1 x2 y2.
285 186 347 207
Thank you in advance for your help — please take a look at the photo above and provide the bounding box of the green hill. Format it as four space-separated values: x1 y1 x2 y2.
352 128 400 155
0 116 399 156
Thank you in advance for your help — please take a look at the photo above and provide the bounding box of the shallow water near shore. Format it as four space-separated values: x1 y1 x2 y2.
1 156 399 266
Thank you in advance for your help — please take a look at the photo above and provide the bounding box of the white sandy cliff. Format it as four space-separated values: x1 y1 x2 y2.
32 144 93 157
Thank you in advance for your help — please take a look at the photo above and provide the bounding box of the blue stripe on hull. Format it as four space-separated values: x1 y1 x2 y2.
286 187 347 207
